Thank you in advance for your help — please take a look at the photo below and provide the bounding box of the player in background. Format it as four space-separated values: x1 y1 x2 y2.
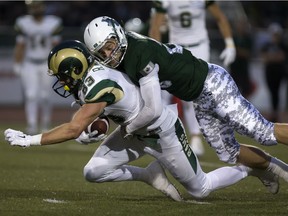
13 0 62 134
148 0 236 156
5 40 281 201
261 23 288 122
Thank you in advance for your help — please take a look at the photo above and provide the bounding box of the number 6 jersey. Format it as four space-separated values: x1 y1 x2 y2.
152 0 214 45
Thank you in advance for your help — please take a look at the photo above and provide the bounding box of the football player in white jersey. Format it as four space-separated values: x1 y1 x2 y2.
5 40 281 201
13 0 62 134
149 0 236 156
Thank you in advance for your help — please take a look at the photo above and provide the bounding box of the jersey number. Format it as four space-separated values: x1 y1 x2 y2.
82 76 95 95
29 35 46 49
180 12 192 28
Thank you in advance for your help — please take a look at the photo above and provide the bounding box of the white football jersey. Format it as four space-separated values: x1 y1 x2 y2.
15 15 62 60
78 63 177 134
155 0 213 45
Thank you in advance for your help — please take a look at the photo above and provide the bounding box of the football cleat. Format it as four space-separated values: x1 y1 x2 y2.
258 173 279 194
146 160 183 202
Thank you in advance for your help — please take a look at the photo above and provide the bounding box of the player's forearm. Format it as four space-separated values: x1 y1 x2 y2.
14 43 25 63
4 123 80 148
126 70 162 133
217 15 233 40
40 103 106 145
209 4 233 39
40 123 81 145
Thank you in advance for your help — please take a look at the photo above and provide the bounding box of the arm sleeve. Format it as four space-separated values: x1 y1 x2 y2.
126 64 163 133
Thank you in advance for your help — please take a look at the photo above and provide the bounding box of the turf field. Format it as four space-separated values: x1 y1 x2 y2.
1 122 288 216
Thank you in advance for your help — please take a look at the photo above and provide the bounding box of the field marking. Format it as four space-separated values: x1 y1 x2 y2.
184 200 211 205
43 198 67 204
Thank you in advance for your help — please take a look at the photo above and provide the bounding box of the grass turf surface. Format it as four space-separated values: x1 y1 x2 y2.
1 123 288 216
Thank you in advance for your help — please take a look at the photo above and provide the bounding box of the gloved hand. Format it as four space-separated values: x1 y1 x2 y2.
13 63 21 76
120 125 134 140
219 38 236 67
4 128 42 148
5 129 31 147
75 130 107 144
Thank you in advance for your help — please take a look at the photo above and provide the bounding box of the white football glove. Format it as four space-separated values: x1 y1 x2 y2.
75 130 107 145
219 38 236 67
5 129 32 148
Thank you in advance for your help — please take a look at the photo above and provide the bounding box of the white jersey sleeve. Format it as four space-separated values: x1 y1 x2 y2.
78 64 142 125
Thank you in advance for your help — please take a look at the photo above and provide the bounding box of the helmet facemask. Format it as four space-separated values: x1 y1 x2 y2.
84 16 128 68
93 38 126 68
49 67 83 98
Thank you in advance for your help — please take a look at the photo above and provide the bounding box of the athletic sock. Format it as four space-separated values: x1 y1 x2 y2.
267 157 288 182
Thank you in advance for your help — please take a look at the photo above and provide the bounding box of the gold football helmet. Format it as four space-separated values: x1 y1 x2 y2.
48 40 94 98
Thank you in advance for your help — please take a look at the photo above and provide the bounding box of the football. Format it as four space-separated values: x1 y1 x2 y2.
85 116 110 137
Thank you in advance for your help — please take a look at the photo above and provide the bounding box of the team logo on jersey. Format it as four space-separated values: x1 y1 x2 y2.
140 61 154 76
160 80 172 89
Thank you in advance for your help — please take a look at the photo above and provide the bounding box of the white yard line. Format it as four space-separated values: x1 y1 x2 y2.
43 198 67 204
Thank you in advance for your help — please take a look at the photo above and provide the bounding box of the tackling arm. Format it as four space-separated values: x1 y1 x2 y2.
125 64 163 134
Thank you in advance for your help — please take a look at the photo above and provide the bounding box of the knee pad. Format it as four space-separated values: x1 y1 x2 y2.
184 171 212 199
83 157 111 183
187 185 211 199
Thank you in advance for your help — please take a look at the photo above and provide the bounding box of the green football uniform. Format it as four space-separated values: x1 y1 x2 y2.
117 32 209 101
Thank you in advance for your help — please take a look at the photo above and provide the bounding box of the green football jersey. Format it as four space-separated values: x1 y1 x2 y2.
117 32 209 101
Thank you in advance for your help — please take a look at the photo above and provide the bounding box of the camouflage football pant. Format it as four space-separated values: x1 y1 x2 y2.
193 63 277 164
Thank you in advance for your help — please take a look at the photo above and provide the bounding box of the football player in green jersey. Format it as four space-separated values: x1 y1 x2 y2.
148 0 237 156
83 16 288 185
5 40 282 201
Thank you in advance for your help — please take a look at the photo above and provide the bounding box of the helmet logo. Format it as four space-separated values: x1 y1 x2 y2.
102 17 120 27
102 16 121 42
